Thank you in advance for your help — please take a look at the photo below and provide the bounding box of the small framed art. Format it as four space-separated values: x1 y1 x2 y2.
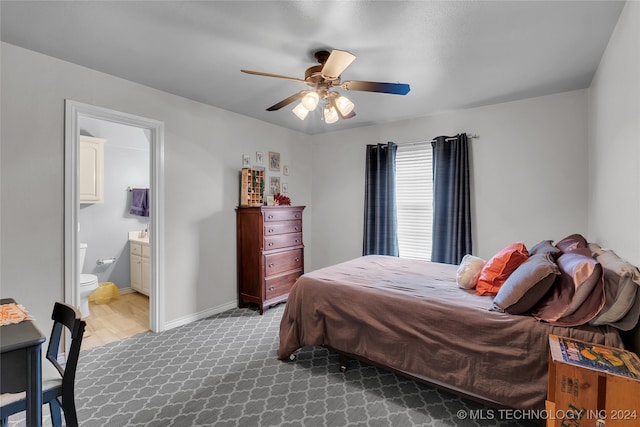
242 154 250 167
269 151 280 171
256 151 264 164
283 165 289 176
270 176 281 195
282 182 288 193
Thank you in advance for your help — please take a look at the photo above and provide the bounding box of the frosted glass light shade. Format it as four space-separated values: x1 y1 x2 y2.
292 102 309 120
335 95 354 116
301 91 319 111
324 105 339 124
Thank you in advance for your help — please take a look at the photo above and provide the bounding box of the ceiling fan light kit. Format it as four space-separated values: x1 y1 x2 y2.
241 49 410 125
300 91 320 111
292 102 309 120
323 105 339 124
335 95 354 116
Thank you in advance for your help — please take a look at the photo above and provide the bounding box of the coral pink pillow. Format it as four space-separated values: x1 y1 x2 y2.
476 243 529 296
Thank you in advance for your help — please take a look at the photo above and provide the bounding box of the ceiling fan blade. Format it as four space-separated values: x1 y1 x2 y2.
266 91 305 111
341 80 410 95
241 69 306 83
321 50 356 79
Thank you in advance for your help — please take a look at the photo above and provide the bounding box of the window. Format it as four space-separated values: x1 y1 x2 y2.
396 142 433 260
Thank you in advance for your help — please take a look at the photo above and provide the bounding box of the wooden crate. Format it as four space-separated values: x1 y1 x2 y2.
547 335 640 427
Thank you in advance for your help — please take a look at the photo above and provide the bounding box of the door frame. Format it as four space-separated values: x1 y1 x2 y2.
64 100 165 332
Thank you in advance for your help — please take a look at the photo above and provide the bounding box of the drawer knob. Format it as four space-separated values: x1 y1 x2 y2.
269 263 275 268
295 239 300 243
268 286 275 291
268 242 273 246
268 215 274 219
268 229 274 233
294 227 300 231
294 214 300 218
295 257 300 262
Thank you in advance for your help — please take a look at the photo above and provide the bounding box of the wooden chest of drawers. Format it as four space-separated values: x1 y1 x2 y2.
236 205 305 314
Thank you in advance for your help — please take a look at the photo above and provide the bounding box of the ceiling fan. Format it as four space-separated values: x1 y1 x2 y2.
241 49 410 124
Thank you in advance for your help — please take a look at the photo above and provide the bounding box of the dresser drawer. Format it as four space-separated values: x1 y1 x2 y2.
265 270 301 300
263 209 303 222
264 232 303 251
264 220 302 236
264 249 303 277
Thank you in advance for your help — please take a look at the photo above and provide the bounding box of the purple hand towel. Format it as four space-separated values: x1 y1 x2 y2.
130 188 149 217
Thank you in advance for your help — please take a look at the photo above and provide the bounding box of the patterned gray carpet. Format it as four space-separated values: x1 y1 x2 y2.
8 304 541 426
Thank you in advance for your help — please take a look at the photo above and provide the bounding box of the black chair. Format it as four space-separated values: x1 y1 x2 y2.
0 302 86 427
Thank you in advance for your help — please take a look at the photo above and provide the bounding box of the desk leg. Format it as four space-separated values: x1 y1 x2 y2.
25 344 42 427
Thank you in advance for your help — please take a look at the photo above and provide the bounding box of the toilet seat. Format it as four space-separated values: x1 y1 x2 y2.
80 273 98 286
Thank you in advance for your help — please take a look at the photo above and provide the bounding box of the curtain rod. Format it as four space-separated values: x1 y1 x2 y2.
430 133 479 142
398 133 479 146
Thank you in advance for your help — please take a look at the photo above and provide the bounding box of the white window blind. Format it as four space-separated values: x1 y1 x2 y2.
396 142 433 260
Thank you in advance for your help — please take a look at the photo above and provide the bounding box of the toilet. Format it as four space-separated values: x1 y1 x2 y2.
79 243 99 318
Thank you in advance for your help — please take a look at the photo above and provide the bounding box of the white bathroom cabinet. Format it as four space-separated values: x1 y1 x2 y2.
79 135 106 204
130 239 150 296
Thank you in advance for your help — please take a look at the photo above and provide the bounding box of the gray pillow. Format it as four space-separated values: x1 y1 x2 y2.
492 253 560 314
588 242 605 258
589 250 640 329
529 240 562 259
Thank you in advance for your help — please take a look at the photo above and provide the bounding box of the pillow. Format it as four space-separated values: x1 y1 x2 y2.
555 233 587 253
492 253 560 314
532 252 605 327
529 240 562 259
476 243 529 296
456 255 486 289
615 290 640 331
589 250 640 328
588 242 605 258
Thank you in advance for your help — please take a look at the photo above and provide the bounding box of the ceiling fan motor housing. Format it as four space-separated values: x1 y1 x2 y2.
304 65 325 82
314 50 331 64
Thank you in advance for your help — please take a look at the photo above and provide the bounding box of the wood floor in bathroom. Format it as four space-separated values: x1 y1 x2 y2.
81 291 149 351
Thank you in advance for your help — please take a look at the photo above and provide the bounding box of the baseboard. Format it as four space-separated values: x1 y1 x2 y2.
163 300 238 330
116 287 237 332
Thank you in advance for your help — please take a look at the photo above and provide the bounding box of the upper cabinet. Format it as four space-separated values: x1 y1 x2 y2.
79 135 106 204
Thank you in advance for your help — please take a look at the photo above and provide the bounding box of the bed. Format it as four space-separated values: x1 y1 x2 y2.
278 254 636 410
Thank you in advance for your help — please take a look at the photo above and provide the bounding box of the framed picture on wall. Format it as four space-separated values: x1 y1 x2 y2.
282 182 288 193
242 154 250 167
269 151 280 171
283 165 289 176
256 151 264 164
270 176 281 195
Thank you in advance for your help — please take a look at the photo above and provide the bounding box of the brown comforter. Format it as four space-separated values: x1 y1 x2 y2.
278 255 623 410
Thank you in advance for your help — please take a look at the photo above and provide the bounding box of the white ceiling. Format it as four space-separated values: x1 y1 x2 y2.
0 1 625 135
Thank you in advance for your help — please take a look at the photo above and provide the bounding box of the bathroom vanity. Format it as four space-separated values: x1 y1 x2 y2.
128 232 150 296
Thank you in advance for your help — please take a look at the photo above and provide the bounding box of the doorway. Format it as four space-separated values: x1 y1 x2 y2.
64 100 165 333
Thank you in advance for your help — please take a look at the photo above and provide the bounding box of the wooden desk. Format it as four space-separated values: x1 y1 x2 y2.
0 298 46 427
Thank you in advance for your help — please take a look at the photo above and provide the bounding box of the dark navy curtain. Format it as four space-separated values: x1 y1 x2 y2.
431 134 472 264
363 142 399 256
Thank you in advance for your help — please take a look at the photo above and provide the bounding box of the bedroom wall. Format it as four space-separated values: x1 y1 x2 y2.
309 89 589 269
0 42 313 332
588 1 640 268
